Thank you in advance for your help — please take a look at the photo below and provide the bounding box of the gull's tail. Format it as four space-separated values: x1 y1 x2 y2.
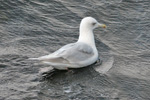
28 57 40 60
29 56 54 61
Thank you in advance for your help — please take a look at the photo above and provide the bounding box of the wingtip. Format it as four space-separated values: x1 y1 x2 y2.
28 58 39 60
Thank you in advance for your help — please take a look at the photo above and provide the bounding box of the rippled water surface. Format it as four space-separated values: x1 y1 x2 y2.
0 0 150 100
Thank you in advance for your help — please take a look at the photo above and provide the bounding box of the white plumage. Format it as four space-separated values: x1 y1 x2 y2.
30 17 106 70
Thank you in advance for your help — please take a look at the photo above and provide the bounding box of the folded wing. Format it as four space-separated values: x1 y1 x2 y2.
38 42 94 65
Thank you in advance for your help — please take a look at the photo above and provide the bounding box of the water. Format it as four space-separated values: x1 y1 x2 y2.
0 0 150 100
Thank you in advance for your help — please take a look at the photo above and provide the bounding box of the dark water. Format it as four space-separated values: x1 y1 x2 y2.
0 0 150 100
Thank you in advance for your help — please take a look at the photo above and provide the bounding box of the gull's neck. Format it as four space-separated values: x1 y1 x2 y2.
78 26 96 48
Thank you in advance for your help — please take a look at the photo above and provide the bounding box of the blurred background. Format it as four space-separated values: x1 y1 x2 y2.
0 0 150 100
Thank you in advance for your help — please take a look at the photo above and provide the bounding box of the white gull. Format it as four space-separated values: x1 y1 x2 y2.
30 17 106 70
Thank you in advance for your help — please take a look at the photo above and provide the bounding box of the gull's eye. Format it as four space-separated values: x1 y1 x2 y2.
92 22 96 26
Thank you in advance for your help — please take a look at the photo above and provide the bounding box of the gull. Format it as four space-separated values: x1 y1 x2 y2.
30 17 106 70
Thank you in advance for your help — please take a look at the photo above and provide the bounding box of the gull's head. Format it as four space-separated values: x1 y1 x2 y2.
80 17 106 31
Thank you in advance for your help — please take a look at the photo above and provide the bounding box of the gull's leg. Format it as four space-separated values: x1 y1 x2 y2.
65 68 75 75
94 57 103 65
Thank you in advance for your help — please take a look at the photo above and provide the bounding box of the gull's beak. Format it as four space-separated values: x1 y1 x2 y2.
98 23 107 28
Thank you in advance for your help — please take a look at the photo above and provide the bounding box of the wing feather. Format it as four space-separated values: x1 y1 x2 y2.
57 42 94 63
39 42 94 65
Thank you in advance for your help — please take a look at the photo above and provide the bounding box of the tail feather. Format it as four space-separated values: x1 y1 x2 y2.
29 58 40 60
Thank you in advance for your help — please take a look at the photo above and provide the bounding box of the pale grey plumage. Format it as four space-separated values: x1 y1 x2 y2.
36 42 94 67
54 42 94 63
30 17 106 70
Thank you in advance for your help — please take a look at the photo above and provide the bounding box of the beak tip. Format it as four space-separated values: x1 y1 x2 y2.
99 24 107 28
103 24 107 28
